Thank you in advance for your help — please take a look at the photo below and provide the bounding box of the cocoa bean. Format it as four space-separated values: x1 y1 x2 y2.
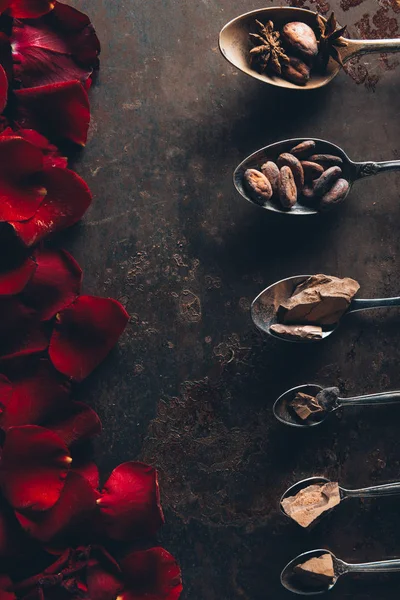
301 160 324 182
290 140 316 158
302 185 317 201
261 161 280 196
282 22 318 58
282 56 310 86
313 166 342 197
309 154 343 167
279 166 297 209
320 178 350 211
277 152 304 191
244 168 273 204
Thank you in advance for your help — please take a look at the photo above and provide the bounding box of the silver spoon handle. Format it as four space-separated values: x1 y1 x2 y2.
342 481 400 499
345 558 400 574
339 391 400 407
340 37 400 63
348 297 400 313
353 160 400 179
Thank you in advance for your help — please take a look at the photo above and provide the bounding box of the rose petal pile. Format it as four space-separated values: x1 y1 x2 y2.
0 2 182 599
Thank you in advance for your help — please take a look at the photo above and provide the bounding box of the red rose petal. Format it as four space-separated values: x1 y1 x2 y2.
0 425 71 511
44 401 102 447
14 80 90 146
72 461 99 489
0 65 7 113
97 462 164 541
9 129 67 168
0 575 15 600
0 255 36 296
12 2 100 88
0 375 12 409
16 471 98 543
120 548 183 600
0 322 49 362
8 0 54 19
10 167 92 247
0 359 70 430
49 296 129 382
0 1 10 15
86 547 122 600
0 136 45 222
22 248 82 320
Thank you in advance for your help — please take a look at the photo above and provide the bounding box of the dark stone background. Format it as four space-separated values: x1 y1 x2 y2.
66 0 400 597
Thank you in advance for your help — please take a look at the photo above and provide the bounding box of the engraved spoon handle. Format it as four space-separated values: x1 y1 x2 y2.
353 160 400 179
342 481 400 499
339 391 400 407
348 297 400 312
344 558 400 574
340 37 400 63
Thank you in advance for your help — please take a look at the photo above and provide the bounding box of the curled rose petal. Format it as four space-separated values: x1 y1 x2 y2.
16 471 98 543
0 255 36 296
49 296 129 382
12 2 100 88
0 425 71 511
0 65 7 113
22 248 82 320
0 575 15 600
4 128 67 168
0 321 49 363
0 359 70 430
14 80 90 146
8 0 54 19
44 401 102 447
10 167 92 247
72 461 99 489
119 548 183 600
86 547 122 600
97 462 164 541
0 136 45 222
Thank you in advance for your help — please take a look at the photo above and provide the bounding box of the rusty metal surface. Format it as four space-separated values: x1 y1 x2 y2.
67 0 400 597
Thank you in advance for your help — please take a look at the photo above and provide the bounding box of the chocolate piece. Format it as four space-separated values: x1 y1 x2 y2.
279 274 360 326
244 169 273 204
309 154 343 167
278 165 297 209
282 482 341 527
316 387 340 410
290 140 316 158
313 166 342 197
301 160 324 182
282 55 310 85
320 178 349 211
291 392 325 421
282 22 318 58
277 153 304 191
270 324 323 340
261 161 280 196
294 554 335 587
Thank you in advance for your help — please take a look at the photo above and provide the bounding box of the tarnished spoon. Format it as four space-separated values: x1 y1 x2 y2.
281 548 400 595
234 137 400 216
280 476 400 524
219 7 400 91
251 274 400 343
273 383 400 427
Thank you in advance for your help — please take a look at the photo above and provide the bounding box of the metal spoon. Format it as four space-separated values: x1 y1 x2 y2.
234 137 400 216
280 476 400 523
219 7 400 91
251 274 400 343
273 383 400 427
281 548 400 595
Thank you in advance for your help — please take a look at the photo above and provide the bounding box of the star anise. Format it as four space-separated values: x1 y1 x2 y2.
249 20 289 75
317 12 348 70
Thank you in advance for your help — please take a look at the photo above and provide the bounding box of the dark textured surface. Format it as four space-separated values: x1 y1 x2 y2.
67 0 400 597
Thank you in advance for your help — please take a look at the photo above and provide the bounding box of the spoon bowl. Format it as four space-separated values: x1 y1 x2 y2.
234 138 353 216
281 549 340 595
219 7 340 91
273 384 327 426
279 476 332 518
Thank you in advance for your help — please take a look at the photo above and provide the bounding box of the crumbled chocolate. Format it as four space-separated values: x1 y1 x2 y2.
278 274 360 326
294 553 335 587
270 324 323 340
316 386 340 411
291 392 325 421
281 482 340 527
